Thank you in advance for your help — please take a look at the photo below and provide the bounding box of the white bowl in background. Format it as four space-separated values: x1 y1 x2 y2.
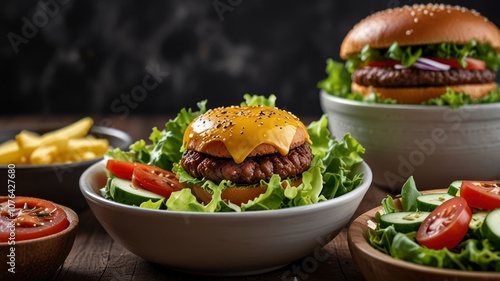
79 159 372 276
320 90 500 191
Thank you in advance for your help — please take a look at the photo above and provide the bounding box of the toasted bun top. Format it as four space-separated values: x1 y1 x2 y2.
183 105 311 163
340 4 500 59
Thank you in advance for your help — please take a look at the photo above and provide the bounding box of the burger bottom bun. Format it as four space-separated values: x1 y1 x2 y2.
191 126 309 159
352 82 498 104
190 178 303 206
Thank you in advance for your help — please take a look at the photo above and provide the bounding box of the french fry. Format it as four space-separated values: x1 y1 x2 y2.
39 117 94 147
67 138 109 156
62 138 109 162
15 130 42 158
3 117 108 165
30 145 59 165
0 140 22 164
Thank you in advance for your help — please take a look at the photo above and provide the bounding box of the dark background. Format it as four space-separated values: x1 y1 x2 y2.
1 0 498 117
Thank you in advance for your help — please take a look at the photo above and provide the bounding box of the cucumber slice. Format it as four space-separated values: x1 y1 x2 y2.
447 180 462 196
469 211 488 239
481 209 500 250
110 177 164 206
379 211 430 233
416 193 454 212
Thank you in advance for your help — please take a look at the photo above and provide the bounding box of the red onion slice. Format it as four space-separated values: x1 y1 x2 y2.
415 57 451 71
393 58 451 71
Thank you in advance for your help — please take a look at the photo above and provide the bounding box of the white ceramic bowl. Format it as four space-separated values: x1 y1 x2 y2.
320 90 500 191
79 159 372 276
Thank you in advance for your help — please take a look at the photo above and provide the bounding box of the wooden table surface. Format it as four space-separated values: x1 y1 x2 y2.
1 114 395 281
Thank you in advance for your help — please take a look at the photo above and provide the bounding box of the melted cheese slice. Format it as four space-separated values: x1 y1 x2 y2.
183 105 311 163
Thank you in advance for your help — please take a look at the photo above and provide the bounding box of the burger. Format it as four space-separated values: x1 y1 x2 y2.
104 94 365 212
322 4 500 104
180 104 313 206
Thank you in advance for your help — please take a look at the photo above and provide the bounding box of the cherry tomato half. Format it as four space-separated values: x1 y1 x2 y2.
416 196 472 250
132 166 184 198
0 197 69 242
460 181 500 211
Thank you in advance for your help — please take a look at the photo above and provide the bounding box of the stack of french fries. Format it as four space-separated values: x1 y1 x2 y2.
0 117 109 165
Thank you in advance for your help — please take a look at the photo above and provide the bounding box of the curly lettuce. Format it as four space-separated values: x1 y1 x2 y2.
346 41 500 71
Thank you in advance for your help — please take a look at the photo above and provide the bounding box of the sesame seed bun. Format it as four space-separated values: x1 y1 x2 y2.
340 4 500 59
183 105 311 163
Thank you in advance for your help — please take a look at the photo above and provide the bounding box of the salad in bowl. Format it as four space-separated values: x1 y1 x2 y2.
358 176 500 273
100 94 366 212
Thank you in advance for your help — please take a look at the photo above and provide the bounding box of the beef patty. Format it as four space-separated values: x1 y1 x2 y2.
180 143 313 184
352 67 496 87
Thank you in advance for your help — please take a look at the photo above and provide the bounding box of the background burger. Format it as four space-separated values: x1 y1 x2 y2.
321 4 500 104
180 104 313 206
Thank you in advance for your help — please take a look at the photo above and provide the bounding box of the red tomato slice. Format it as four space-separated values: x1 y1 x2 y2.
460 181 500 211
425 57 486 70
106 159 151 180
364 59 400 68
464 57 486 70
0 197 69 242
416 196 472 250
132 165 184 198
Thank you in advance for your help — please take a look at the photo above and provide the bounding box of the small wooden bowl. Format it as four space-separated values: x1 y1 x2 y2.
0 204 79 281
347 189 500 281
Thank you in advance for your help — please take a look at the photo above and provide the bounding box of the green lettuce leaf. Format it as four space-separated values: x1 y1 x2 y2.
369 226 500 271
317 59 352 96
381 195 399 214
386 42 422 67
283 165 325 207
400 176 421 212
306 114 334 159
346 41 500 71
392 233 500 271
241 175 287 211
241 93 277 107
140 198 166 210
423 88 500 108
146 100 207 170
105 147 135 162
